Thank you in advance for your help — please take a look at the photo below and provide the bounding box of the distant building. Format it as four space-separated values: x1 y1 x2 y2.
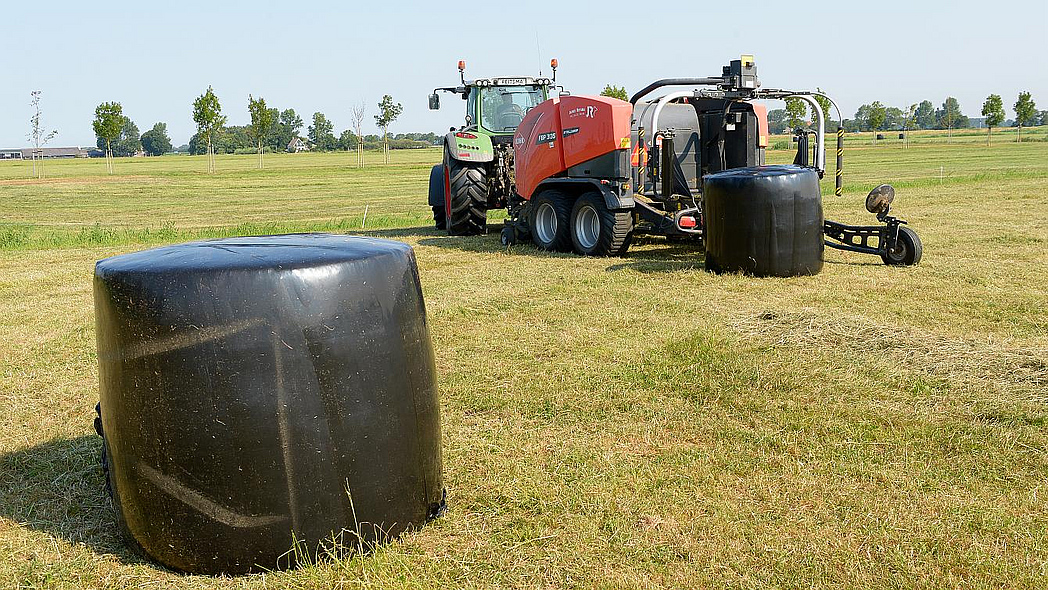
0 147 91 160
287 137 309 153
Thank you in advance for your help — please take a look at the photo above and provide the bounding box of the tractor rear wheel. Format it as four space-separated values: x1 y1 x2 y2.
881 226 922 266
569 192 633 256
446 157 488 236
428 164 446 230
528 190 572 252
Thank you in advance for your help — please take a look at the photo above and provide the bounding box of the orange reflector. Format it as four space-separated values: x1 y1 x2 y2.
679 216 697 228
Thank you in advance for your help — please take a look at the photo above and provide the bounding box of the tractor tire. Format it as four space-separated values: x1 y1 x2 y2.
528 190 572 252
569 192 633 256
429 165 446 230
446 158 488 236
881 226 922 266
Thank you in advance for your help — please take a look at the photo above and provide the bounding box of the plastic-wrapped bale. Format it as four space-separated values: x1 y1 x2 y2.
703 165 824 277
93 234 445 575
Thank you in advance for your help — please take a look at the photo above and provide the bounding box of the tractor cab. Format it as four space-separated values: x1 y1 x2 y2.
428 60 555 139
468 82 547 135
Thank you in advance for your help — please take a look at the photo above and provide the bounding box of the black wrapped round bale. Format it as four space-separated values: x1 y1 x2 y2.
703 165 824 277
93 234 445 575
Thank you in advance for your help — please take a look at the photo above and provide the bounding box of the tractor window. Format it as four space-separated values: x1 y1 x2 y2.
466 89 477 127
480 86 545 132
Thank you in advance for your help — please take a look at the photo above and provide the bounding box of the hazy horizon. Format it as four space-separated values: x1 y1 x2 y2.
2 0 1046 148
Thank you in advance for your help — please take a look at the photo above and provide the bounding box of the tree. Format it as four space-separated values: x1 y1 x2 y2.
915 100 935 130
902 104 918 147
141 122 172 156
981 94 1005 146
92 101 123 174
868 101 887 135
884 107 904 130
338 129 358 151
308 112 337 151
351 100 366 167
785 98 807 131
248 95 273 168
27 91 58 179
192 86 226 173
374 95 403 164
853 104 872 131
813 88 835 129
1013 91 1036 143
107 117 141 157
278 109 303 149
767 109 787 134
600 84 628 101
936 97 965 141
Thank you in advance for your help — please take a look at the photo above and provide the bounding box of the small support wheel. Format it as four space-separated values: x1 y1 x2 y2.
881 226 922 266
500 226 516 246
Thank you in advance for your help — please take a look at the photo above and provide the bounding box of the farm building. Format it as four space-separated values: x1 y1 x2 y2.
0 147 91 160
287 137 309 152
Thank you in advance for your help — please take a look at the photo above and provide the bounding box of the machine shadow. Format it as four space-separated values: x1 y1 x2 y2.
0 435 146 567
351 225 444 240
418 229 710 272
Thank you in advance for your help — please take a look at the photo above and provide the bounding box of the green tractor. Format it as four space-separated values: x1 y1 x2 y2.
427 59 557 235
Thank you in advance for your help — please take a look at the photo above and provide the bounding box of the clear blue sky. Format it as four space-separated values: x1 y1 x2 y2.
2 0 1045 148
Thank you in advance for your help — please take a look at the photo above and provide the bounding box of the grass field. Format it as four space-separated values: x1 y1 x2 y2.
1 129 1046 588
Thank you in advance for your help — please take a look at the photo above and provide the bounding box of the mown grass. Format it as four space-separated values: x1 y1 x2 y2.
0 137 1046 588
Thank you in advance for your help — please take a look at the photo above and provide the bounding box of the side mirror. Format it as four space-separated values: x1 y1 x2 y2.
428 93 440 110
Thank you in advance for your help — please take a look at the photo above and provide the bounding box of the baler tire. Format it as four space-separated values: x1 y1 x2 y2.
569 192 633 256
446 159 488 236
429 165 447 230
528 190 573 252
881 226 922 266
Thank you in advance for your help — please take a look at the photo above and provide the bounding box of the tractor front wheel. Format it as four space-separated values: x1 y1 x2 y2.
446 158 488 235
881 226 922 266
528 190 572 252
569 192 633 256
429 164 447 230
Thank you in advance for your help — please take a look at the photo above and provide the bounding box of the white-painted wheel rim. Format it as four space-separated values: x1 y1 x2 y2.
574 205 599 250
535 203 557 245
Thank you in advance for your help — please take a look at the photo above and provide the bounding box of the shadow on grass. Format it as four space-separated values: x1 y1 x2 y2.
0 435 147 567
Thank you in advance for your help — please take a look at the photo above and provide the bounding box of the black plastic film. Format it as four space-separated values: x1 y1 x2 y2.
703 165 824 277
93 234 444 575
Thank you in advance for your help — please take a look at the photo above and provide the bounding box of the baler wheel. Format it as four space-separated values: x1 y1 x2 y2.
881 226 923 266
528 190 572 252
446 158 488 236
569 192 633 256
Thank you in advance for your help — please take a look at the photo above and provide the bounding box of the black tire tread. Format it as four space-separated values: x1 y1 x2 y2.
446 159 488 236
881 226 923 266
571 192 633 256
528 190 573 252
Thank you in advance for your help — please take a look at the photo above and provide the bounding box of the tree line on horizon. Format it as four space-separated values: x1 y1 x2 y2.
598 85 1044 144
768 93 1043 144
88 88 426 172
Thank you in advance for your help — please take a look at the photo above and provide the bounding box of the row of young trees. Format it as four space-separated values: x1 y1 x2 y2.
90 89 413 173
800 93 1040 144
601 83 1042 145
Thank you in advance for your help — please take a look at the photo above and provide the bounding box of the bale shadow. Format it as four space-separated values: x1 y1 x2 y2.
0 434 146 567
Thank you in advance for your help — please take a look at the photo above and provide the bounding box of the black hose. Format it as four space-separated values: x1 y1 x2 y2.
630 77 723 105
